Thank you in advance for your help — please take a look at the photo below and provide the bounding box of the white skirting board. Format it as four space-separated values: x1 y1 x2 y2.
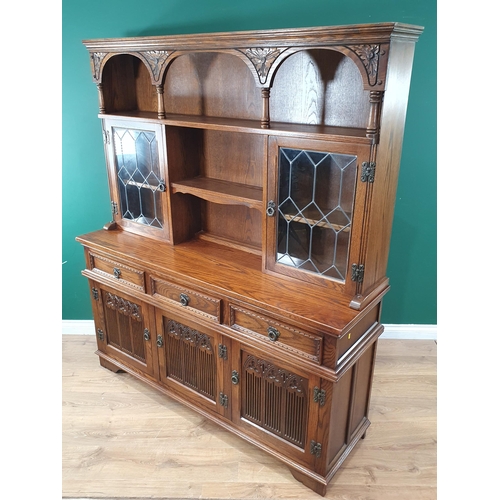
62 320 437 340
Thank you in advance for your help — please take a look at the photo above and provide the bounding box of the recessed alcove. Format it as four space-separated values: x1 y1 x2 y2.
270 49 370 128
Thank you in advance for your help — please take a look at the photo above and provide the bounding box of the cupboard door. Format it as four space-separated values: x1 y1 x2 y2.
230 343 321 468
103 118 171 241
265 136 371 295
89 281 156 376
155 309 228 418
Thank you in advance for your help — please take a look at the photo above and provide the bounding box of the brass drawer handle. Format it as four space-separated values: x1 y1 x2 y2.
267 326 280 342
179 293 190 307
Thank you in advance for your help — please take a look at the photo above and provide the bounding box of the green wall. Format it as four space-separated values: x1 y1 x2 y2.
62 0 436 324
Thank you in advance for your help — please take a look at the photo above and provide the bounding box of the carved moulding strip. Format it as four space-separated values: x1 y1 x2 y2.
243 355 306 395
166 318 213 352
104 292 142 322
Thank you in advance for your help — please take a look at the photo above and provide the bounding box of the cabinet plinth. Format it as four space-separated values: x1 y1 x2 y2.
77 22 422 495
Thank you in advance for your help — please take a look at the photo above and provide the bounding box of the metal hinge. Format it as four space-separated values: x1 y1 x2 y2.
218 344 228 360
361 161 376 183
103 129 110 145
91 287 99 300
111 201 118 216
310 440 322 458
351 264 365 283
219 392 229 408
97 329 104 341
313 387 326 406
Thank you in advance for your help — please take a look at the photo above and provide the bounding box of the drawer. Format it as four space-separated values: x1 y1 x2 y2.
150 276 221 322
89 252 146 292
229 305 322 364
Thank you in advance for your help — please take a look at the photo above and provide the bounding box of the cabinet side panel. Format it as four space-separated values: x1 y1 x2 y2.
326 369 353 466
349 342 376 438
362 40 417 291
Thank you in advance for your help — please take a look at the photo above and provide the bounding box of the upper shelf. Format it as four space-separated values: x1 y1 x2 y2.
99 111 370 144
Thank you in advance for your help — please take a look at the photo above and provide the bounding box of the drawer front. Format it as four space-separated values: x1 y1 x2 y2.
229 305 322 363
89 252 146 292
150 276 221 322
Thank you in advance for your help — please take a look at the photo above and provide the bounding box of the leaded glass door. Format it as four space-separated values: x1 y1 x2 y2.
265 136 370 294
103 119 171 241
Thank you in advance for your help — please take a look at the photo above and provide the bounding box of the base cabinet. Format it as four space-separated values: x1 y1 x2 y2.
83 266 381 495
77 22 422 495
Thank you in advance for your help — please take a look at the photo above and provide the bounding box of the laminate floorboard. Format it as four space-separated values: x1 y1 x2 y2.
62 335 436 499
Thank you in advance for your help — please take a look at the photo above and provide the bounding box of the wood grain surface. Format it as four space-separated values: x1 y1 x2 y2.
62 335 436 499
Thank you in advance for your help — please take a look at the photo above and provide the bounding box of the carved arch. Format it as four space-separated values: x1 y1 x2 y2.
155 48 265 89
90 50 171 85
265 44 390 91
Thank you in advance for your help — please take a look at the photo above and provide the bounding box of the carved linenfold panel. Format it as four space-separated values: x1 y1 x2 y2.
90 52 107 81
242 354 308 447
346 44 385 86
102 292 146 363
141 50 170 82
244 47 285 84
164 318 216 400
105 292 142 321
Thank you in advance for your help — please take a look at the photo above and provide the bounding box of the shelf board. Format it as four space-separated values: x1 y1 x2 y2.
170 177 263 210
99 111 370 143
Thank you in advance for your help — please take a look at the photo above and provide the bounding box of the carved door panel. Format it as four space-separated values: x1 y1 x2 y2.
155 309 228 418
230 342 322 468
89 280 157 376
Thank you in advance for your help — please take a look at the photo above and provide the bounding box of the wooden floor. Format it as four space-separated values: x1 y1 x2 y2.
62 335 436 500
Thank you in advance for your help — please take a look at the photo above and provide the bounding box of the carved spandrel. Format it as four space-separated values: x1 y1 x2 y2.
142 50 170 83
90 52 107 82
347 44 386 87
244 47 285 84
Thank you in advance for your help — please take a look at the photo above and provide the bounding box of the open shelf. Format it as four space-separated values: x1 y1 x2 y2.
99 111 371 143
171 177 263 211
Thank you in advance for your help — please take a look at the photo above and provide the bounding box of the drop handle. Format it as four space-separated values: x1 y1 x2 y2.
267 326 280 342
231 370 240 385
266 200 276 217
179 293 190 307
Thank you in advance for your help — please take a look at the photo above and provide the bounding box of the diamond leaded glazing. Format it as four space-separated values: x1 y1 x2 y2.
113 127 163 228
276 148 357 282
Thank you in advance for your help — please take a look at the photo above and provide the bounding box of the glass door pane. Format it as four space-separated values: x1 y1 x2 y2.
276 148 357 282
112 126 165 228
